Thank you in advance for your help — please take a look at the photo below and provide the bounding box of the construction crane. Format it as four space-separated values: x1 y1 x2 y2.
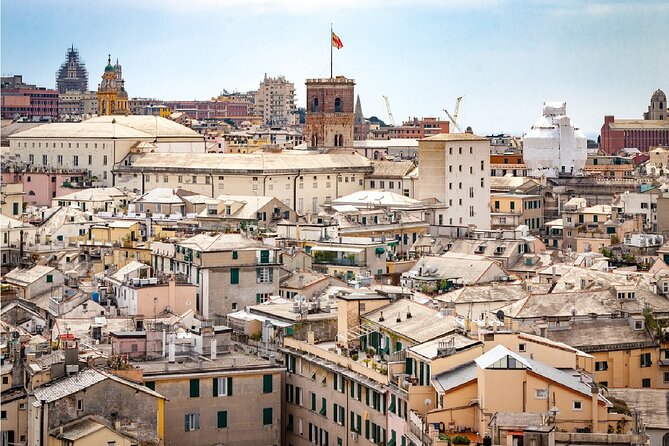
383 95 395 127
443 96 463 133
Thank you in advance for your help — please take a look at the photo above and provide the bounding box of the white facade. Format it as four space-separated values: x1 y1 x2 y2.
417 133 491 232
522 102 587 178
614 191 658 231
6 116 206 186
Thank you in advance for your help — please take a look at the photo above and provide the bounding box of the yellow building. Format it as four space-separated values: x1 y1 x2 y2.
490 193 543 231
0 183 24 218
48 417 137 446
97 55 130 115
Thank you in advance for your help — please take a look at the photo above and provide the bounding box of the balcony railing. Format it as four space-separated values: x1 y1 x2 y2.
313 257 360 267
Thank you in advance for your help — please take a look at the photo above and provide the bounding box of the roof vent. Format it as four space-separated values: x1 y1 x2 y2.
406 306 412 319
396 312 401 323
379 311 385 322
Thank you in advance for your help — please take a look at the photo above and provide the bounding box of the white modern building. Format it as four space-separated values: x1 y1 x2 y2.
522 102 587 177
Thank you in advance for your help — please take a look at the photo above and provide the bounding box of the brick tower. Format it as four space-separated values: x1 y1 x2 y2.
304 76 355 149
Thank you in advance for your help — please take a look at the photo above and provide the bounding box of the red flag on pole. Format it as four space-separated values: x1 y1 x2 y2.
332 32 343 49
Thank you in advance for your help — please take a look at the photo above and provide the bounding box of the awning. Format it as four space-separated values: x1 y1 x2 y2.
311 246 363 254
375 247 386 255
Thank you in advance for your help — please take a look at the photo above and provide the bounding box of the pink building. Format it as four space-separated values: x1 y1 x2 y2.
1 168 91 207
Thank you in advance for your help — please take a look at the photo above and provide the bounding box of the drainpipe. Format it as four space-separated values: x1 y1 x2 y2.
40 399 46 446
293 170 301 211
209 173 214 198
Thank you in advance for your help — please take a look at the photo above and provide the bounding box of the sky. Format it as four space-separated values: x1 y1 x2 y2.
2 0 668 137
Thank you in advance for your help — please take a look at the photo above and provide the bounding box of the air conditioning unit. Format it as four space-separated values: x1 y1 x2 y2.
350 432 358 441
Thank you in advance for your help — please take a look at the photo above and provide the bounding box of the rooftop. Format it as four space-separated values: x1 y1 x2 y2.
125 151 372 174
422 133 488 142
179 233 270 252
544 319 653 351
4 265 57 286
363 298 459 343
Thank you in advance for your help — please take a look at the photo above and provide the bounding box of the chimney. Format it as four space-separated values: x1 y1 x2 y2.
406 306 412 319
551 266 557 283
396 312 401 323
307 331 315 345
168 335 176 363
379 311 385 322
210 338 217 360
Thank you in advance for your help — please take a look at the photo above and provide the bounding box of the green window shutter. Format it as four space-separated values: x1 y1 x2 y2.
419 362 424 385
405 357 413 375
145 381 155 391
319 397 327 416
357 382 361 401
227 377 233 395
260 250 270 263
389 394 396 413
256 293 261 304
311 392 316 411
350 411 355 430
46 275 53 283
213 378 218 396
232 251 238 259
230 268 239 284
185 414 190 432
263 407 272 425
426 364 431 385
365 387 370 406
217 410 228 428
365 420 370 439
263 374 272 393
189 379 200 398
339 405 345 426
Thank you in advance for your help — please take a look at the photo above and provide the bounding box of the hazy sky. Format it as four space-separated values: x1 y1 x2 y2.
2 0 667 137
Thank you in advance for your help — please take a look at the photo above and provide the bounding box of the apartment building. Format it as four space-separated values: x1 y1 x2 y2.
256 74 297 126
113 151 372 213
490 193 544 231
417 133 491 234
364 160 419 198
140 352 283 446
151 233 280 319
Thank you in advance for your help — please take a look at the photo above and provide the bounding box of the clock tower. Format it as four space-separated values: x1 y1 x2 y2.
97 55 130 115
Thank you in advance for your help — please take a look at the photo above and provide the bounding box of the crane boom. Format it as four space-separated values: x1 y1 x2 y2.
383 95 395 127
443 108 463 133
453 96 463 124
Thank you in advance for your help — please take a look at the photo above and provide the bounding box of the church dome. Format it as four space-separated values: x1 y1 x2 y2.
118 88 128 99
652 89 666 102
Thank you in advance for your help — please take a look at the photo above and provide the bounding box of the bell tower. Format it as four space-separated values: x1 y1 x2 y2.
304 76 355 149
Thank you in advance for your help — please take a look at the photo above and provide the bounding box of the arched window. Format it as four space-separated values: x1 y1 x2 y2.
660 101 664 109
334 97 342 113
311 134 318 147
663 433 669 446
312 97 319 112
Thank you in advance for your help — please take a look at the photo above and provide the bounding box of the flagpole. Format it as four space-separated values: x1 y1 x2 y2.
330 23 333 79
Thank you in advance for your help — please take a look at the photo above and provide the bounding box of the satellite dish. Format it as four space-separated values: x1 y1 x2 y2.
496 310 505 322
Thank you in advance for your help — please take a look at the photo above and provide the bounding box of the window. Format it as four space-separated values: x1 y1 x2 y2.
232 251 238 260
46 274 53 283
213 377 232 396
334 97 342 112
595 361 608 371
77 399 84 411
192 176 197 184
0 410 5 420
88 155 92 165
189 379 200 397
230 268 239 285
263 408 273 425
535 389 548 400
642 378 651 388
42 155 48 165
185 413 200 431
641 352 652 368
217 410 228 428
664 372 669 383
73 155 79 166
257 267 273 283
312 97 319 112
518 343 526 352
263 374 273 393
573 401 582 411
